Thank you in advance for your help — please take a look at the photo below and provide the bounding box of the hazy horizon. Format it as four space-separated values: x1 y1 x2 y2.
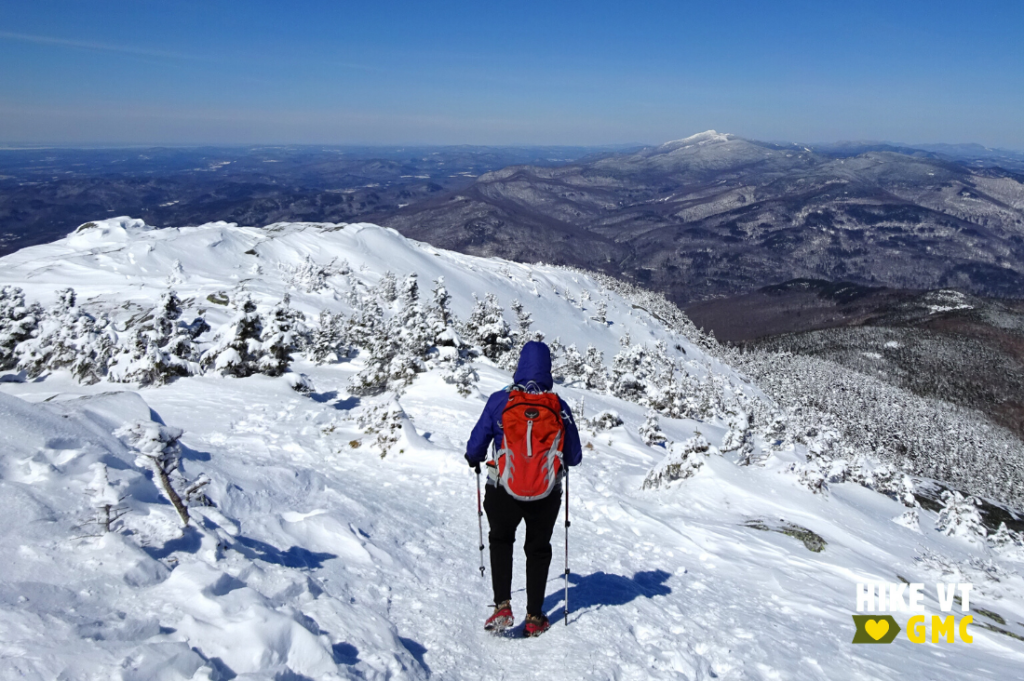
2 1 1022 149
2 134 1023 154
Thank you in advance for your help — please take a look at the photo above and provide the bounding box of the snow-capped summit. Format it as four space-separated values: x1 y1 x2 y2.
658 129 733 149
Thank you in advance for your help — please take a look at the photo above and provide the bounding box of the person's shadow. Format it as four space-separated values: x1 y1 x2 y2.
540 569 672 622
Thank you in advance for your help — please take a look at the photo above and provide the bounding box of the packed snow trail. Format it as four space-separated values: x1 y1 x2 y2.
2 219 1024 679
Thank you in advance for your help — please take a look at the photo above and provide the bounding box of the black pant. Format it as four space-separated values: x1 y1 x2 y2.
483 482 562 617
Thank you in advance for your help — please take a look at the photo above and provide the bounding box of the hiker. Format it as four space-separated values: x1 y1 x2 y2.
465 340 583 637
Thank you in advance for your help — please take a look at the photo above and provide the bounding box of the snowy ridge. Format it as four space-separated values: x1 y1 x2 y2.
658 130 733 149
2 218 1024 680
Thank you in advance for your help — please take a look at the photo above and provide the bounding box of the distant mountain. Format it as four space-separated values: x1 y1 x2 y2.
0 145 629 257
380 131 1024 304
812 140 1024 170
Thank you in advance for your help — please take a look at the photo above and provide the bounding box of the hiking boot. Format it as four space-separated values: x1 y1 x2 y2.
484 600 513 632
524 613 550 637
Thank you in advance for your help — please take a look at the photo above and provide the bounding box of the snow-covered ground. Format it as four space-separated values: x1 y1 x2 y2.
2 218 1024 680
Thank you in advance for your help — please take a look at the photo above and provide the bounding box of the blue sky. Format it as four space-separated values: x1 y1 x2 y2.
1 0 1022 147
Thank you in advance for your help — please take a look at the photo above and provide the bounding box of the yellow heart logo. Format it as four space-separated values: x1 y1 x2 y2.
865 619 889 641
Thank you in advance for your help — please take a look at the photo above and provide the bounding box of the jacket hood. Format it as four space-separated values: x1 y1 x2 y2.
513 341 553 392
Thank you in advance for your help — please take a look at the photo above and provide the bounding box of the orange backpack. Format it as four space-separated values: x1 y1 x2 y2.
496 389 565 501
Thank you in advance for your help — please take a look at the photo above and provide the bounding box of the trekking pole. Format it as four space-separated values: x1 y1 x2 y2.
564 466 570 625
475 464 486 578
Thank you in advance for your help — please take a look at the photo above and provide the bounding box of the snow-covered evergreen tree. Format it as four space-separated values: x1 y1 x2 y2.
581 345 608 391
893 507 921 532
0 285 42 370
589 410 624 432
258 295 307 377
17 288 115 384
344 295 383 350
762 412 789 452
721 410 750 453
558 344 586 385
498 298 535 372
429 277 453 328
443 361 479 397
463 293 513 362
399 273 418 306
610 341 651 403
349 328 395 396
376 271 398 304
290 255 348 293
988 522 1024 557
592 299 608 324
935 490 987 542
736 438 761 467
427 276 466 354
643 433 711 489
309 310 348 364
109 290 205 386
511 299 533 340
351 274 435 396
393 274 433 361
639 410 668 447
201 294 263 378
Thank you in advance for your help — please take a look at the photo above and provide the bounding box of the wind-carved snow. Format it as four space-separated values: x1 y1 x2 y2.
1 217 1023 680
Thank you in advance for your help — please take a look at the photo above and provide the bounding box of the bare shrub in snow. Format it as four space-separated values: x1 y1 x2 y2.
81 463 128 535
357 398 406 458
116 421 192 527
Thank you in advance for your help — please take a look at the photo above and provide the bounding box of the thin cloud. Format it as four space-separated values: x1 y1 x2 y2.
0 30 200 61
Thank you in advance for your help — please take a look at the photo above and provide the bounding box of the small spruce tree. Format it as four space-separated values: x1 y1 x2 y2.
639 410 668 447
935 490 987 542
201 294 263 377
0 285 42 370
258 294 307 377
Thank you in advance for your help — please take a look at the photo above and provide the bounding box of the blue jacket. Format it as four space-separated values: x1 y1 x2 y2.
465 341 583 468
